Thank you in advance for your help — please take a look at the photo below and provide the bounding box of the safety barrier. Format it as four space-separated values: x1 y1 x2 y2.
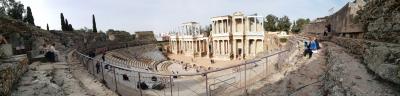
72 37 300 96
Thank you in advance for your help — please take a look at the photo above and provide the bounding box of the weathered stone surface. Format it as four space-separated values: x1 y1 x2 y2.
324 42 400 96
0 55 29 96
358 0 400 44
0 44 13 58
363 41 400 84
330 37 364 56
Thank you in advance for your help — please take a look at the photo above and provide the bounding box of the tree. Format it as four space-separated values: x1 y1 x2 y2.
291 18 311 33
60 13 66 31
46 23 49 31
0 0 8 16
68 24 73 31
23 6 34 25
7 0 24 20
277 15 291 32
264 14 278 31
65 19 69 30
92 14 97 33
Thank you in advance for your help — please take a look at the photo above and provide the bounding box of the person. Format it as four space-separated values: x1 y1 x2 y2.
101 53 106 61
89 50 96 58
44 43 55 62
0 35 8 44
96 62 100 74
303 36 320 59
184 66 188 71
49 43 58 62
303 37 313 59
43 44 50 61
309 36 320 53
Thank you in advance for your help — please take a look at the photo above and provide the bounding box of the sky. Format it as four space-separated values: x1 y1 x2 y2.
18 0 350 35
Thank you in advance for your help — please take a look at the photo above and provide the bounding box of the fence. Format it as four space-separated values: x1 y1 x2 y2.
71 37 300 96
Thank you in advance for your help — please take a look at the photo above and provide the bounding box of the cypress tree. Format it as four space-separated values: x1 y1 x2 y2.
46 23 49 31
65 19 69 31
92 14 97 33
25 6 34 25
60 13 65 31
68 24 73 31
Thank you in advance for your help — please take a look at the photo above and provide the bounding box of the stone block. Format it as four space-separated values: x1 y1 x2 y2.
0 55 28 96
392 24 400 32
0 44 13 58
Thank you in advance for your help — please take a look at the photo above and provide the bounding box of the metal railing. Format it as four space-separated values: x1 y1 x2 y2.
71 38 299 96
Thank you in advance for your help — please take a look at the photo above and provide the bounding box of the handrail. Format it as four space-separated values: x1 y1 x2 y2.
74 49 289 76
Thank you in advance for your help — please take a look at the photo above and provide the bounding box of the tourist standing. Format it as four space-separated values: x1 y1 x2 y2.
96 62 100 74
102 53 106 61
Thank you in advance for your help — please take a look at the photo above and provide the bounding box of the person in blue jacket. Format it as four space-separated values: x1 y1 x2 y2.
304 36 320 58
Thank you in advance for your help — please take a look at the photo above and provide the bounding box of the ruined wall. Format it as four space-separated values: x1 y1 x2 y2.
358 0 400 44
301 0 364 34
302 21 326 33
326 2 364 33
0 55 29 96
264 32 281 51
356 0 400 84
135 31 157 42
330 37 364 56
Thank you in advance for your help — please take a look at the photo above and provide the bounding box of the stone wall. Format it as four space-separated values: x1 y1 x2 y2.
357 0 400 44
330 37 364 56
0 55 29 96
362 40 400 84
301 0 365 34
264 32 281 51
356 0 400 84
326 1 364 33
302 21 326 33
135 31 157 42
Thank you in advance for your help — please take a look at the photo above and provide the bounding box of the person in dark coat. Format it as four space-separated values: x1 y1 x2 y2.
96 62 100 74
